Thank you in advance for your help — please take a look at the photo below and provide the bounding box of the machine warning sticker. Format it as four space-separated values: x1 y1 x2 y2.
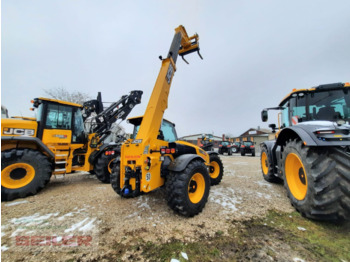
146 172 151 182
166 64 174 84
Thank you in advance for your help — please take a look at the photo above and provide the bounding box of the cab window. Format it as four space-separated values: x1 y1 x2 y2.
45 103 73 129
72 108 85 143
159 120 177 142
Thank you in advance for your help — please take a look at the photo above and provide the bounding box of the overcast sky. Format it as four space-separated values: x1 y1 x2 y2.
2 0 350 137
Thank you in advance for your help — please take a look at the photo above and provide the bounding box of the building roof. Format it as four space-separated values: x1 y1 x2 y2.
239 128 271 137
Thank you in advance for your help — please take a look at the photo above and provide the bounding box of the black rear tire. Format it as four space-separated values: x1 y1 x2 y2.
1 149 52 201
282 140 350 222
165 160 210 217
94 153 118 183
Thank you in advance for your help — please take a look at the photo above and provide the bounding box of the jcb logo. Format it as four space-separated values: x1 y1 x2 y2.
3 128 35 136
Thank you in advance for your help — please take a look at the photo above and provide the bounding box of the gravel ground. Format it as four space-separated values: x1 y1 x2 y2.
1 154 295 261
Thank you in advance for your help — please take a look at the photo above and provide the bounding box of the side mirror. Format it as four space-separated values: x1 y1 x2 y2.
261 110 268 122
269 124 277 133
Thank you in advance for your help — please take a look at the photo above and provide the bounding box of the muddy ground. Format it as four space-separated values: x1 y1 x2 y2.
1 155 349 262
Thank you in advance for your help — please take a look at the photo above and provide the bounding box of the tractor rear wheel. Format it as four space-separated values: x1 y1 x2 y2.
165 160 210 217
209 154 224 185
261 146 282 183
94 153 117 183
1 149 52 201
282 140 350 222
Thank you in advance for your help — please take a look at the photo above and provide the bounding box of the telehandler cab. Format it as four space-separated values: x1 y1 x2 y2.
111 25 224 217
1 91 142 201
260 82 350 221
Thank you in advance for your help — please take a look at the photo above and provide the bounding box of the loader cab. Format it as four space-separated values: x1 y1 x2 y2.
128 116 178 142
33 98 86 144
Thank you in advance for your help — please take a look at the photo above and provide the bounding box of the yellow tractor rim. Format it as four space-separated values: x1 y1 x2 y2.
1 163 35 189
261 151 269 175
285 153 308 200
107 158 116 174
188 172 205 204
209 161 220 179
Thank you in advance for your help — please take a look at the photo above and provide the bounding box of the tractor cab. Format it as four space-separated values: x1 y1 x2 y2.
262 83 350 129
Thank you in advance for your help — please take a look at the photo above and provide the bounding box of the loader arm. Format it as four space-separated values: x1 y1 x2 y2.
136 25 201 143
83 90 143 142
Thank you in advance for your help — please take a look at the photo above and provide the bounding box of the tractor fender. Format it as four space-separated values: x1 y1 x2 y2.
260 140 278 173
276 126 318 147
207 151 219 156
167 154 205 172
260 140 276 160
1 136 55 162
88 143 121 164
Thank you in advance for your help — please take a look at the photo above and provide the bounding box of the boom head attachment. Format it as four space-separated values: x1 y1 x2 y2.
168 25 203 65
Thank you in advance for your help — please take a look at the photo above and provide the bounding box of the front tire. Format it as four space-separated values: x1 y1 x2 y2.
110 158 121 195
94 153 118 183
261 146 282 183
165 160 210 217
1 149 52 201
209 154 224 185
282 140 350 222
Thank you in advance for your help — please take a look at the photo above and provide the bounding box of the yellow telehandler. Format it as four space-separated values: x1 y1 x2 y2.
111 25 224 217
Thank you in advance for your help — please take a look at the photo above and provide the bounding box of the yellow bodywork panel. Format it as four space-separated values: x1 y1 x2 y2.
1 118 37 137
42 129 72 144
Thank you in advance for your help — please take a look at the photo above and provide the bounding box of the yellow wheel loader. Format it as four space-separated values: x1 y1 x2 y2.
1 91 142 201
110 26 224 217
260 82 350 222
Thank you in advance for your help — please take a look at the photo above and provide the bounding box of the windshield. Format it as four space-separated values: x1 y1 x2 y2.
243 141 253 146
220 142 230 146
282 89 350 125
132 119 178 142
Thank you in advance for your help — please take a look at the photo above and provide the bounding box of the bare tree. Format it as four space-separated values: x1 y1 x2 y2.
43 87 92 105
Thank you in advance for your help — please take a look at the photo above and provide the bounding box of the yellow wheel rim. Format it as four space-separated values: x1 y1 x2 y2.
285 153 308 200
1 163 35 189
188 173 205 204
261 152 269 175
209 161 220 179
107 158 116 174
